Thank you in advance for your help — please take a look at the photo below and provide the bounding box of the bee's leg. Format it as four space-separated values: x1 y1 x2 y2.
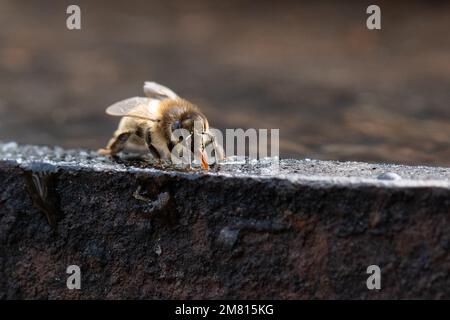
204 132 225 162
214 142 225 161
98 131 133 156
144 128 161 160
159 145 173 161
148 144 161 160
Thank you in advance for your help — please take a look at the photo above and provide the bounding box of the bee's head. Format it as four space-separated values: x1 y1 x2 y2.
174 112 206 132
164 108 209 149
164 106 210 170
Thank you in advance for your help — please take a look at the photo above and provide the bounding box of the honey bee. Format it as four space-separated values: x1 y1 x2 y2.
98 82 224 170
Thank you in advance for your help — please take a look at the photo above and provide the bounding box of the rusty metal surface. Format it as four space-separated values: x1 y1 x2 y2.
1 143 449 299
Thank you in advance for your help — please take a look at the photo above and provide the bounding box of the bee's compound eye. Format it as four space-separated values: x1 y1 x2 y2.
179 135 183 142
171 121 181 132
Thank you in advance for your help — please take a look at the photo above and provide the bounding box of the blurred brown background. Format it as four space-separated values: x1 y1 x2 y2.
0 0 449 166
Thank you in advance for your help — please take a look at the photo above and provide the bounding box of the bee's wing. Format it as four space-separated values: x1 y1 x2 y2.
105 97 159 121
143 82 178 100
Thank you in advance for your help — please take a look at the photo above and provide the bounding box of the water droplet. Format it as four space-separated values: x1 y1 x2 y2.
377 172 401 180
154 244 162 256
